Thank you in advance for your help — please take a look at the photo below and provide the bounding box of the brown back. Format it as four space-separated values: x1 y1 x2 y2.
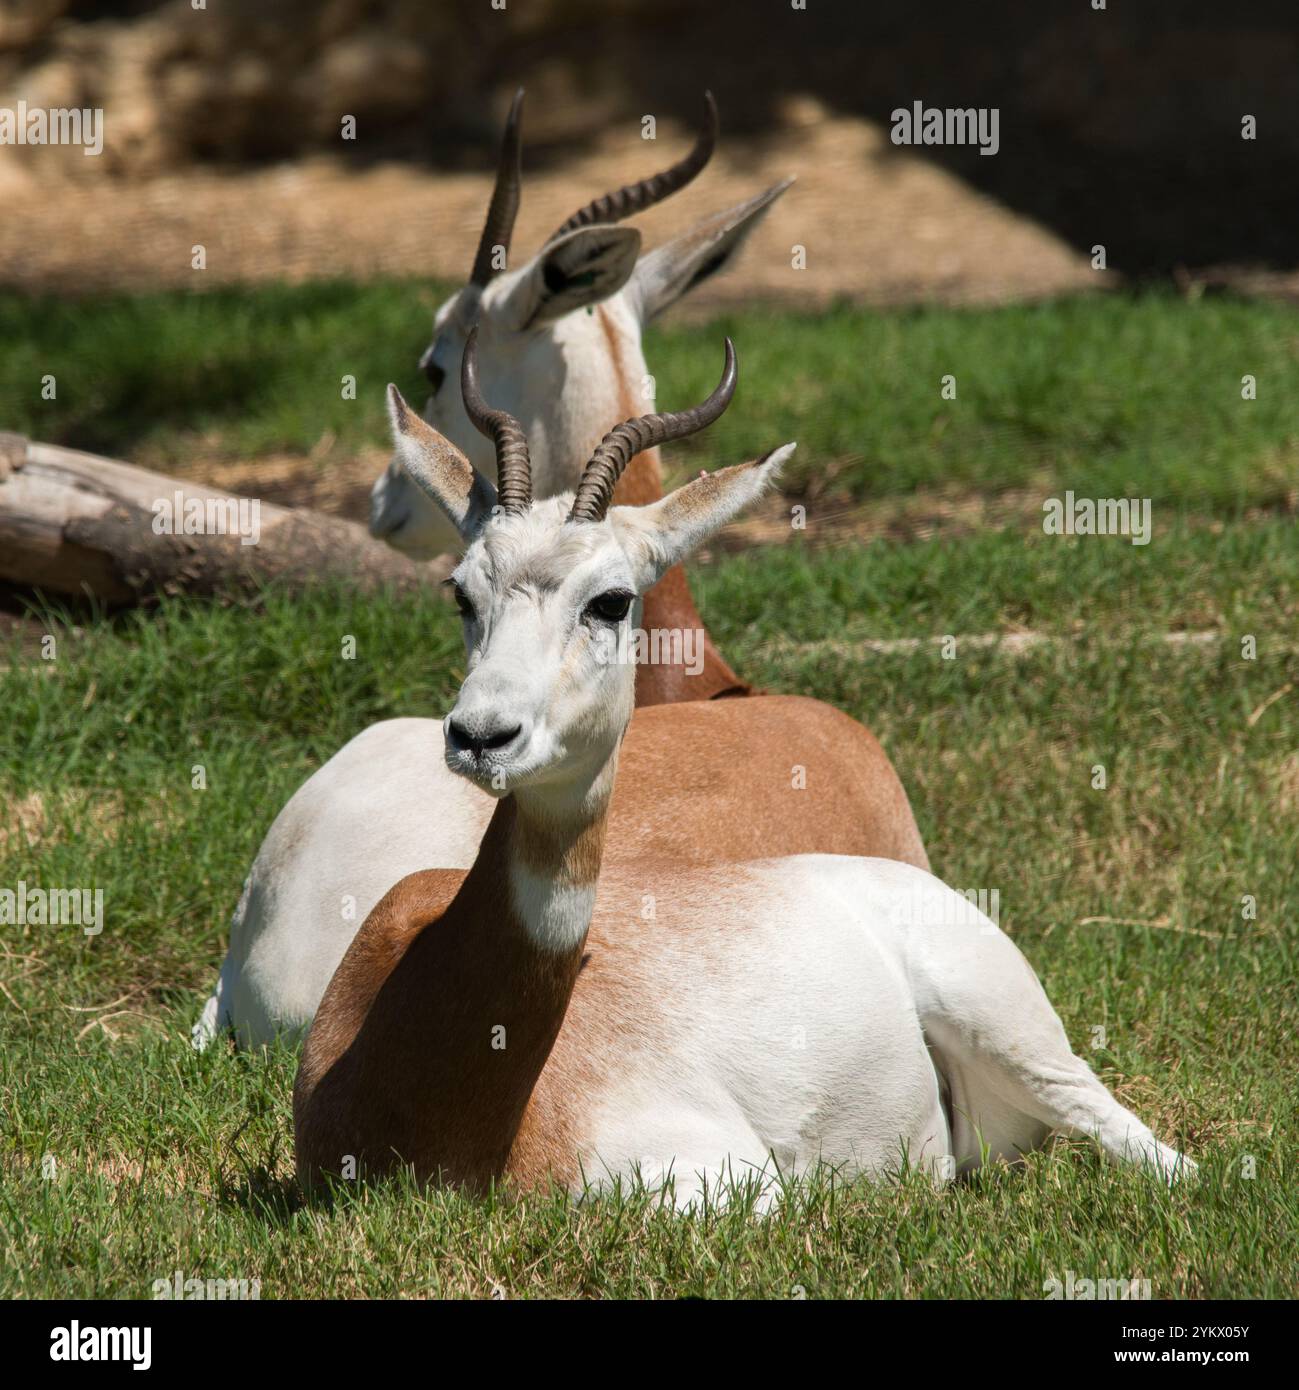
610 695 927 868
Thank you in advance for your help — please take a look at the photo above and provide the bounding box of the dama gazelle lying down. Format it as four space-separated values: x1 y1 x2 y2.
369 89 789 705
294 360 1195 1205
194 343 927 1050
192 97 928 1050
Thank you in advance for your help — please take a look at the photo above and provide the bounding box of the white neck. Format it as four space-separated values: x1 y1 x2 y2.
507 745 620 953
487 299 651 496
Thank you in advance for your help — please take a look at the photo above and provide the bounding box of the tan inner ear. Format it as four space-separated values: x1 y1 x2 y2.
389 384 489 525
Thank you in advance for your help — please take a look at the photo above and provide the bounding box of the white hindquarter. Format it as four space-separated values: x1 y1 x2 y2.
568 856 1190 1206
573 857 948 1203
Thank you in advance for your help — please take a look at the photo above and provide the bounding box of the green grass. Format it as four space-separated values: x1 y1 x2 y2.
1 287 1296 1298
701 516 1299 640
2 282 1297 514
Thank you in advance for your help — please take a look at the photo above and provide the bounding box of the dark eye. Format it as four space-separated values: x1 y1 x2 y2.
450 583 475 620
420 345 446 392
585 589 633 624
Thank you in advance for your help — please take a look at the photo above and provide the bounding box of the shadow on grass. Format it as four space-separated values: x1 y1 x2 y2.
215 1165 306 1228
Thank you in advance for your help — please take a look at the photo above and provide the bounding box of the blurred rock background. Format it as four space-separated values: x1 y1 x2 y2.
1 0 1295 303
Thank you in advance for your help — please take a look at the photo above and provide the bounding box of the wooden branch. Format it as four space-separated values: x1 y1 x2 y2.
0 433 449 603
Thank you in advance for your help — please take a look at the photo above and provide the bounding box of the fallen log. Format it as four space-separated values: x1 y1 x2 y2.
0 433 449 603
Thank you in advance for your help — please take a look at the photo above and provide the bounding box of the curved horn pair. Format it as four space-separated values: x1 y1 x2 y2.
568 338 737 523
459 333 737 524
468 91 719 287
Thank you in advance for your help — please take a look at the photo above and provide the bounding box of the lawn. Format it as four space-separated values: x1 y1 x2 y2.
2 281 1297 514
0 285 1295 1298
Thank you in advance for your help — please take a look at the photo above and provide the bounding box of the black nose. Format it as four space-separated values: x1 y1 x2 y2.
447 719 523 758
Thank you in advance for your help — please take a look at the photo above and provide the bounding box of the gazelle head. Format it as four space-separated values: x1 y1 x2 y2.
386 334 792 798
370 90 792 559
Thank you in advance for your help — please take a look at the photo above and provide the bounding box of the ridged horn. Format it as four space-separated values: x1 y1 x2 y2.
568 337 737 523
469 89 525 287
548 91 718 243
461 328 532 513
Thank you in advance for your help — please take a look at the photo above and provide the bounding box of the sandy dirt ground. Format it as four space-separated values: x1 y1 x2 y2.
3 98 1097 309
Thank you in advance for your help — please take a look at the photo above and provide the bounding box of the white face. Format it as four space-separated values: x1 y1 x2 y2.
385 377 793 799
368 227 647 559
367 183 790 559
442 498 642 797
371 285 521 557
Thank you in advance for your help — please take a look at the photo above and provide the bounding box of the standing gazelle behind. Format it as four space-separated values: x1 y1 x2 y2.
295 353 1195 1205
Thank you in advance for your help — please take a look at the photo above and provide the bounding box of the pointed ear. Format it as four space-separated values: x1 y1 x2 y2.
612 444 795 590
387 384 497 540
628 179 793 323
498 225 643 330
